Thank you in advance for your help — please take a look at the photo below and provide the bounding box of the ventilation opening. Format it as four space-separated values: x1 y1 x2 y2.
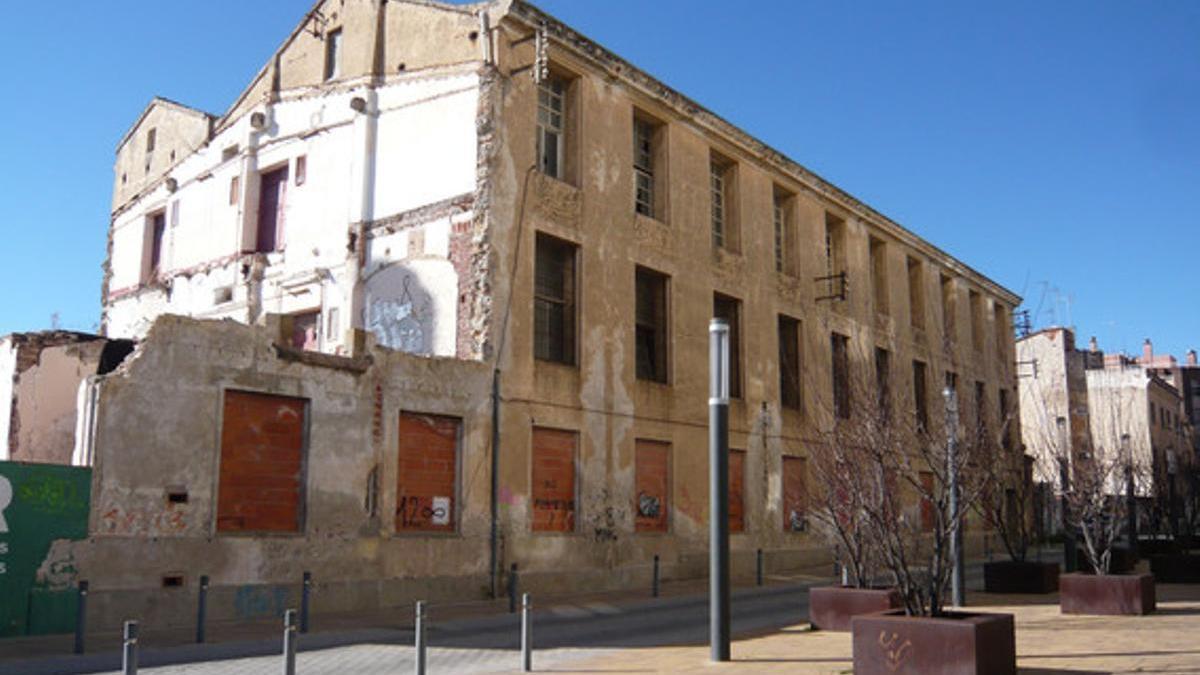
213 286 234 305
162 575 185 588
166 490 189 505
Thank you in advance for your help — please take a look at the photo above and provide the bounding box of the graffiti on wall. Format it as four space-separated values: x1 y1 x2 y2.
100 505 188 536
234 584 290 621
366 271 431 355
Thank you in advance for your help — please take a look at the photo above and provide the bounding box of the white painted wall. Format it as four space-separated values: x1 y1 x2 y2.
106 67 481 360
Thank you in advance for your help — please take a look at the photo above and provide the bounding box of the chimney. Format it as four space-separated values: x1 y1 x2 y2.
1088 336 1099 352
1188 350 1197 367
1143 338 1153 363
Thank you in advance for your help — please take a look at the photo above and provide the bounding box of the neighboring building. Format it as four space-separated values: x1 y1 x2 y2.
1085 364 1183 499
1016 327 1091 490
0 332 133 464
54 0 1022 631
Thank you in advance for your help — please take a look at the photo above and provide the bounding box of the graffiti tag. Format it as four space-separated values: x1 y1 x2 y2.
878 630 913 672
101 506 188 535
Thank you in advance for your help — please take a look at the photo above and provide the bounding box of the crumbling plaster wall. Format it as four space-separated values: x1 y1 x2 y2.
112 101 212 212
65 314 492 630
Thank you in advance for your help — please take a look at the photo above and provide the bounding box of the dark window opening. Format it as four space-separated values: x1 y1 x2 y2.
914 360 929 432
534 233 577 364
324 28 343 81
256 166 289 252
875 347 891 419
779 315 802 410
713 293 742 398
831 332 851 419
148 211 166 279
635 267 668 383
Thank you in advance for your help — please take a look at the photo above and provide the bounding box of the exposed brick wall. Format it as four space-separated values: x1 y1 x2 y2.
782 455 807 533
531 427 576 532
217 390 306 533
634 439 669 533
729 449 745 533
396 412 459 532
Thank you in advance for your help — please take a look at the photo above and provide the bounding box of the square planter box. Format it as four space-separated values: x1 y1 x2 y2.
809 586 902 631
983 560 1060 594
851 610 1016 675
1060 572 1156 615
1150 554 1200 583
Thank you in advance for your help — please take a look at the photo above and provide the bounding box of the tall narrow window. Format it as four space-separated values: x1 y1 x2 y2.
531 427 577 532
974 380 987 436
710 154 735 250
824 212 846 301
635 266 669 383
998 387 1011 450
256 166 289 252
870 237 888 314
970 289 984 352
146 128 157 153
633 116 656 217
913 360 929 432
908 256 925 330
537 75 567 180
831 332 851 419
148 211 166 280
773 187 795 274
534 233 577 365
324 28 342 81
713 293 742 398
875 347 891 418
778 315 802 410
940 274 956 342
994 303 1009 359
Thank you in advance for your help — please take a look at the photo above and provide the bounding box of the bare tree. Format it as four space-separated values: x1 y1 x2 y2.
973 412 1039 562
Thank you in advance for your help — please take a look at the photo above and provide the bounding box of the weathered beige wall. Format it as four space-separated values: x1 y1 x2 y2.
113 101 212 211
480 4 1021 588
60 314 492 630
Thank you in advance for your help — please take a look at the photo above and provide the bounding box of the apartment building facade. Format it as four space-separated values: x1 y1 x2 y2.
72 0 1023 629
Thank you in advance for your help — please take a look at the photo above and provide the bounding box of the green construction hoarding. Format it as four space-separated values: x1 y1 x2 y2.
0 461 91 638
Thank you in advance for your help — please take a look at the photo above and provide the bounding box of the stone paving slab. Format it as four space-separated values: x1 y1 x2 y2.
531 584 1200 674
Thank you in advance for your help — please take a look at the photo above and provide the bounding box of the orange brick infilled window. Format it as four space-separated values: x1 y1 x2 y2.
532 427 577 532
920 471 936 532
635 439 670 533
729 449 746 533
217 390 307 533
782 456 808 533
396 412 460 533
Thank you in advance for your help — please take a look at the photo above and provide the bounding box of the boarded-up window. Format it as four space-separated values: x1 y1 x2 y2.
729 449 746 533
217 390 306 533
782 456 808 532
396 412 459 533
920 471 935 532
635 439 669 533
532 427 576 532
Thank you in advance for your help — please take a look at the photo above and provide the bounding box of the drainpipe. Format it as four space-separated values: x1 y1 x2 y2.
490 368 501 598
347 89 378 332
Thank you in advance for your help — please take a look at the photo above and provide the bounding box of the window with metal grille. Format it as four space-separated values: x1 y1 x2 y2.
634 117 655 217
534 233 576 364
713 293 742 398
831 332 851 419
710 157 730 249
537 76 566 180
636 266 668 383
773 189 794 274
779 315 801 410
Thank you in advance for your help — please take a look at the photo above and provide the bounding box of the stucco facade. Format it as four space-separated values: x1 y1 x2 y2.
77 0 1024 628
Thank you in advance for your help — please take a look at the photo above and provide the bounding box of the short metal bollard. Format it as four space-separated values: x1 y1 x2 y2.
74 581 88 655
414 601 427 675
652 555 660 598
282 609 298 675
521 593 532 672
300 571 312 634
196 575 209 644
122 620 139 675
508 563 519 614
756 549 764 587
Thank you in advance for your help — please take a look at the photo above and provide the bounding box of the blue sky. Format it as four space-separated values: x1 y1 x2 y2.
1 1 1196 359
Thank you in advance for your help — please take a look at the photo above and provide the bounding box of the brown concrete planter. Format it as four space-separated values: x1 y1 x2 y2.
1149 554 1200 583
983 560 1060 594
851 610 1016 675
1060 572 1156 615
808 586 902 631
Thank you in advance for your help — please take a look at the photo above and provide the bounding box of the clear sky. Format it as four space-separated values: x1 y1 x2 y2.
1 1 1196 359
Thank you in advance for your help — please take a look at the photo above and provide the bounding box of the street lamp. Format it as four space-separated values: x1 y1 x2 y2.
943 386 965 607
1122 433 1136 558
1056 416 1076 572
708 319 730 662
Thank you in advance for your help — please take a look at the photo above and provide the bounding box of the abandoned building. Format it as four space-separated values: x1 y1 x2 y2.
5 0 1027 633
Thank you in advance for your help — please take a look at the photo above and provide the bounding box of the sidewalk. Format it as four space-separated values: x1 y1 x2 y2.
530 583 1200 674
